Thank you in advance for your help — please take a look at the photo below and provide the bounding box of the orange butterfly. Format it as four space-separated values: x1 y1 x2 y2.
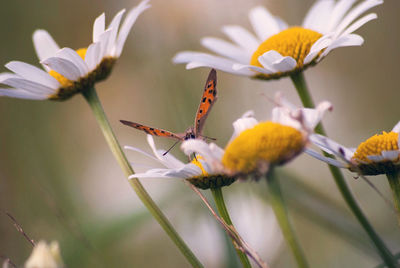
120 69 217 153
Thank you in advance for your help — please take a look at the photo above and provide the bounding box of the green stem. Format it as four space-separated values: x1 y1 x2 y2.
266 168 309 268
290 72 398 268
211 187 252 268
386 172 400 225
81 87 203 268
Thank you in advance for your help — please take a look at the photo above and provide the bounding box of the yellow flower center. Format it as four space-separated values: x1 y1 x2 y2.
352 131 399 163
48 48 87 87
250 27 322 73
222 121 305 174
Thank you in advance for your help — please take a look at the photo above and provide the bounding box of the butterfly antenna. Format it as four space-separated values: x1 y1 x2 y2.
200 135 217 141
358 174 396 213
163 140 181 156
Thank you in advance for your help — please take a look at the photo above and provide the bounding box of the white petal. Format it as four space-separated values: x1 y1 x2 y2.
258 50 297 73
146 135 184 169
5 61 60 89
32 30 60 62
304 148 347 168
367 155 384 162
301 101 333 130
0 72 20 82
41 57 81 81
116 0 151 57
381 151 399 161
222 25 260 52
302 0 335 33
333 0 383 38
340 13 377 37
232 63 272 75
230 116 258 141
105 9 126 57
327 0 357 31
85 42 101 71
55 48 89 76
124 145 159 162
320 34 364 59
274 16 289 31
181 139 220 165
0 88 47 100
392 121 400 133
309 134 353 162
201 37 249 63
249 6 280 41
173 52 252 76
97 29 113 61
304 34 333 64
1 77 55 95
93 13 105 42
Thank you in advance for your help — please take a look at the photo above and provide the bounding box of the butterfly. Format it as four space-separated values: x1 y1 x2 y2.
120 69 217 154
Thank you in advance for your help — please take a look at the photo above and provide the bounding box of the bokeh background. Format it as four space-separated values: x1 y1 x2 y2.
0 0 399 267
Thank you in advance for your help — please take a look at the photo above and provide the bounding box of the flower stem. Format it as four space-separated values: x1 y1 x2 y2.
386 172 400 225
211 187 252 268
290 72 398 268
266 168 309 268
81 87 203 268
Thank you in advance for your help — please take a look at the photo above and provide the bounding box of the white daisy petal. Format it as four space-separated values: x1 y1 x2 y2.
302 101 333 130
116 0 151 57
304 35 333 64
392 121 400 133
333 0 383 38
258 50 297 73
381 151 399 161
55 48 89 76
93 13 105 42
146 135 183 169
309 134 354 162
41 57 81 81
249 6 280 41
274 16 289 31
32 30 60 62
232 63 272 75
97 29 113 62
304 148 347 168
201 37 249 63
181 139 219 164
320 34 364 59
302 0 335 33
124 145 160 162
85 42 101 71
327 0 357 31
367 155 384 162
5 61 60 89
340 13 377 37
105 9 126 56
0 88 47 100
222 25 260 52
230 115 258 141
0 72 20 82
1 77 55 95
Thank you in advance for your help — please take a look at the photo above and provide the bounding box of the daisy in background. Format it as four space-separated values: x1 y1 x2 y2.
0 0 150 101
306 122 400 222
173 0 382 80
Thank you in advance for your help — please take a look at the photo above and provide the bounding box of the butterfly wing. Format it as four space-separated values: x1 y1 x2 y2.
194 69 217 137
120 120 184 140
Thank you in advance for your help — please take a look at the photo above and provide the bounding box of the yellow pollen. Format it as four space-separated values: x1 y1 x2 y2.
352 131 399 163
191 156 209 176
250 27 322 69
49 48 87 87
222 122 305 174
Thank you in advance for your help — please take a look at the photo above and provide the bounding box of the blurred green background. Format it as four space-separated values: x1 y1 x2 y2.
0 0 399 267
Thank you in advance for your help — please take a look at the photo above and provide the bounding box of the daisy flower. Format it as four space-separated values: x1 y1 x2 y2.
25 241 64 268
0 0 150 101
185 94 333 178
306 121 400 176
173 0 382 80
126 93 332 188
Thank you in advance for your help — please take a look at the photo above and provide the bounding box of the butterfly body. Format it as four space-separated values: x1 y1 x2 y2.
120 69 217 148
